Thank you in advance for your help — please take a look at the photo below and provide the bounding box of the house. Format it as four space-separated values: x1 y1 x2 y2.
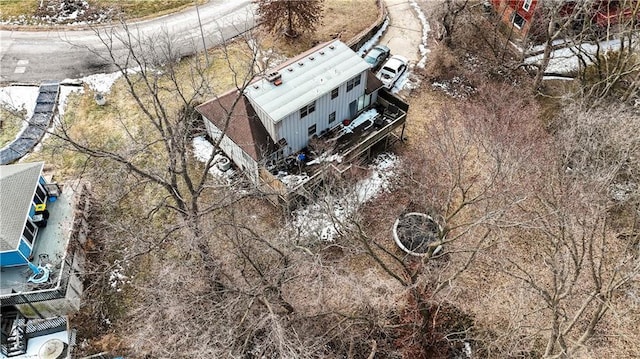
1 162 91 358
196 40 408 204
491 0 539 38
491 0 640 41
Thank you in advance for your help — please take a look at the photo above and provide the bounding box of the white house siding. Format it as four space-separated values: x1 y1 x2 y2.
274 72 367 156
204 119 259 183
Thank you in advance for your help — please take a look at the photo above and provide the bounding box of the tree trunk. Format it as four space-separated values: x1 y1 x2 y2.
286 1 295 37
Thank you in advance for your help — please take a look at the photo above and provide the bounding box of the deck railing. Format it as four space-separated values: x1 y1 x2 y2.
1 183 89 310
259 95 408 207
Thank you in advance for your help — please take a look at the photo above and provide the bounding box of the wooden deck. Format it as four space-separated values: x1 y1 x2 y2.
259 92 408 208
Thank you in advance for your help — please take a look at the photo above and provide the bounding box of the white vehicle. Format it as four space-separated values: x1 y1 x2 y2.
376 55 408 89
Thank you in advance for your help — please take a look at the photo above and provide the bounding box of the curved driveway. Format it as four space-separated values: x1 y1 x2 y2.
379 0 422 64
0 0 254 84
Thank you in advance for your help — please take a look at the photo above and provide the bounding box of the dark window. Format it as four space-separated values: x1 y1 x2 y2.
23 220 36 245
346 74 361 92
331 87 339 99
299 101 316 118
308 124 317 136
512 13 525 28
34 184 46 204
523 0 532 11
329 111 336 124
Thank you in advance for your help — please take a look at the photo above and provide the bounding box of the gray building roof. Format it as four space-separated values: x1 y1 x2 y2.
244 40 371 122
0 162 43 252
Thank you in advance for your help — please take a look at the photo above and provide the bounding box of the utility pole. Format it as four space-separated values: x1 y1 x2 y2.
195 0 209 66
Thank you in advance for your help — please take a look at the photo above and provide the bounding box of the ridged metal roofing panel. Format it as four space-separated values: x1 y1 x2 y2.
244 40 370 123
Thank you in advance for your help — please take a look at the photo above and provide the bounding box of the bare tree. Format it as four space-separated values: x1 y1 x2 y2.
53 21 266 289
460 100 640 358
282 82 546 357
254 0 324 38
435 0 470 47
526 0 640 97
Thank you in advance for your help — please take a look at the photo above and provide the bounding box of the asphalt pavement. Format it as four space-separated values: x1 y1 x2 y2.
0 0 255 84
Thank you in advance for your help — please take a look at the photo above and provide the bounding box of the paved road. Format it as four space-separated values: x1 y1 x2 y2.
379 0 422 63
0 0 255 84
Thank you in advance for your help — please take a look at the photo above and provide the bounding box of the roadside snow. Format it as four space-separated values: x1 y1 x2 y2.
80 71 123 93
525 39 622 74
542 75 575 81
0 85 40 120
289 153 399 242
529 39 570 54
392 69 412 94
192 136 236 181
357 17 390 56
410 0 430 69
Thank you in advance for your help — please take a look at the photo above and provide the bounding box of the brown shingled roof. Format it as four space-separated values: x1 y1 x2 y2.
196 91 276 161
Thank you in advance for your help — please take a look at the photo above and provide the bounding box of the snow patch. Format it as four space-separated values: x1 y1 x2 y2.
288 153 399 242
276 172 310 188
432 76 475 99
80 71 123 94
357 17 390 56
392 68 413 94
109 261 129 292
339 108 379 135
542 75 575 81
525 39 622 74
192 136 236 182
306 153 343 166
410 0 431 69
529 39 570 54
0 85 40 120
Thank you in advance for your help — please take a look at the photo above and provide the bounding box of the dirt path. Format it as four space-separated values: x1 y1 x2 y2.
379 0 423 63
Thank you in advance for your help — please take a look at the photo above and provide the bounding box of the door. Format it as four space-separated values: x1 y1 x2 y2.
349 100 357 118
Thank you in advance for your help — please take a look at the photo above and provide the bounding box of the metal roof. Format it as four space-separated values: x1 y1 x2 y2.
0 162 43 252
244 40 371 122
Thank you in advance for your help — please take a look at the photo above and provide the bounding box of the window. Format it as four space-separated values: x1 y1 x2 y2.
331 87 339 99
34 183 46 204
23 220 37 245
522 0 532 12
512 13 526 29
299 101 316 118
346 74 361 92
308 124 317 136
329 111 336 124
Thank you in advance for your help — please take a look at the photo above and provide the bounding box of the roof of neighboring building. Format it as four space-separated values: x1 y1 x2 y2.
196 91 276 161
244 40 371 123
0 162 43 252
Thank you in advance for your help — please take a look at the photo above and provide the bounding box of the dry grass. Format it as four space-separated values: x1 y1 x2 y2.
260 0 380 57
0 0 39 18
0 107 25 148
0 0 198 21
98 0 200 20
